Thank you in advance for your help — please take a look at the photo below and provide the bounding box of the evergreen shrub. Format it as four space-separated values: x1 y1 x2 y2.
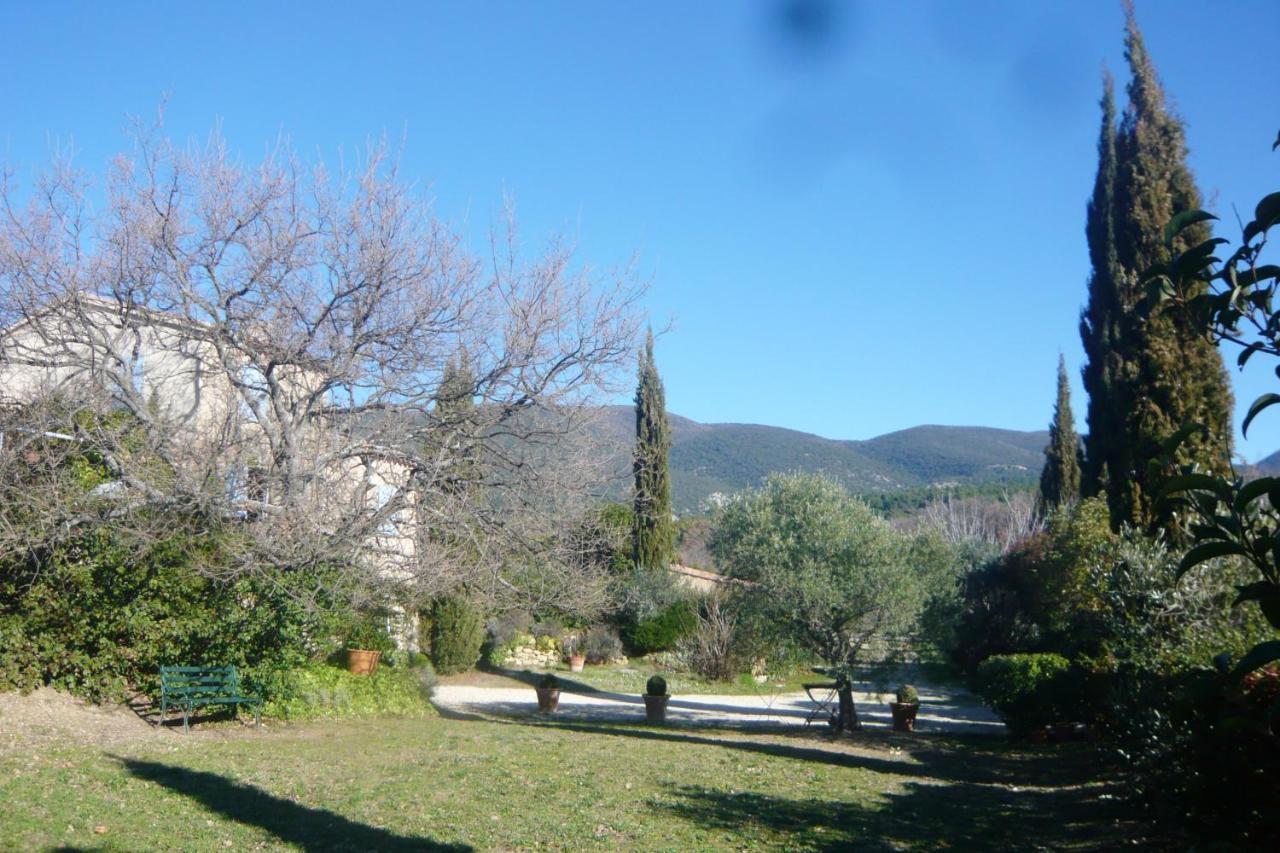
974 653 1073 737
429 596 485 675
343 614 396 653
0 524 337 702
626 600 697 654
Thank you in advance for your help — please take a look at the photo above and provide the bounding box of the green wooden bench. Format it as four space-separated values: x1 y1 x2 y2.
159 665 261 733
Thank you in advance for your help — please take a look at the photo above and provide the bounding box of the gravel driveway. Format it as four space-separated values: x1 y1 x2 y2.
432 682 1004 735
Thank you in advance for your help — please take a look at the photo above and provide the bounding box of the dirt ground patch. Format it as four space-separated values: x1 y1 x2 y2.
0 688 257 752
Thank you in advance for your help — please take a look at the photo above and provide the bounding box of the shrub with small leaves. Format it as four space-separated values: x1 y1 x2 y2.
974 653 1073 737
539 673 559 690
896 685 919 705
626 600 697 655
646 675 668 696
429 596 485 675
344 615 395 653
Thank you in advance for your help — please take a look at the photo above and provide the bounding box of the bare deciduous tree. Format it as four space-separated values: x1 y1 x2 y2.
0 123 644 618
908 490 1042 553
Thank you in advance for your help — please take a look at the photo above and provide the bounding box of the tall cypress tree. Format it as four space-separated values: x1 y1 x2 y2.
436 353 477 497
1080 73 1122 500
632 329 675 570
1079 7 1233 530
1039 355 1082 510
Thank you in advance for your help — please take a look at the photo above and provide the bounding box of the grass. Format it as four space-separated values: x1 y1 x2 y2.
0 711 1151 850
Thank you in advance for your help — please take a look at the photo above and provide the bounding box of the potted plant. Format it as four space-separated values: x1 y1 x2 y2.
890 684 920 732
345 618 394 676
535 673 561 713
643 675 670 723
563 635 586 672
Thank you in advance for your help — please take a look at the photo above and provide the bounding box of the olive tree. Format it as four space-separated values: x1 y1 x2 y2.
709 472 939 731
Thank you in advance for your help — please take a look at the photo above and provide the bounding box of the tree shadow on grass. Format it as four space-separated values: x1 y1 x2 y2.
113 756 470 852
465 714 1090 787
652 773 1149 851
455 716 1157 847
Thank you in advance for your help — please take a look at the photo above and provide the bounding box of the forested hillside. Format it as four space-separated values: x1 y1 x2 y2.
592 406 1047 513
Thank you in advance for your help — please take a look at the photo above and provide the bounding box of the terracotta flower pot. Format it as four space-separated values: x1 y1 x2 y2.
535 687 560 713
346 648 381 676
568 654 585 673
643 693 669 723
889 701 919 732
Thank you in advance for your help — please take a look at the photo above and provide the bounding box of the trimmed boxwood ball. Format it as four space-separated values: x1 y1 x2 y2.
646 675 668 696
896 684 919 705
538 673 559 690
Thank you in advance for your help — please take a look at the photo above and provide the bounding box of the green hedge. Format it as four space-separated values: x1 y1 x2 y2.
974 653 1073 737
259 660 436 720
0 525 339 702
429 597 485 675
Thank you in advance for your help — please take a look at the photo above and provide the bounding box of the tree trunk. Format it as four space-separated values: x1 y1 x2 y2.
835 680 861 733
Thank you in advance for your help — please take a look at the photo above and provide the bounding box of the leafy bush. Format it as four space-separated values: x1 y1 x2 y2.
429 596 485 675
626 600 697 654
582 625 623 664
538 673 559 690
896 685 919 705
383 650 432 670
974 653 1073 737
646 675 668 696
259 662 435 720
951 499 1116 673
0 523 339 702
343 614 396 653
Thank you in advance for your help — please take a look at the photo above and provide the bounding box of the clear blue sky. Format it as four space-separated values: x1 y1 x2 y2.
3 1 1278 458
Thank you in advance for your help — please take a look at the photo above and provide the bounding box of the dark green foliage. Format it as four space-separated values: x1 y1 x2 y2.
633 330 675 569
343 614 396 653
1104 664 1280 846
646 675 668 696
1079 12 1234 531
1138 138 1280 842
974 653 1073 737
434 353 478 496
950 535 1050 673
950 498 1116 672
0 523 336 703
538 673 559 690
1038 355 1082 509
428 597 485 675
896 684 919 705
625 600 697 655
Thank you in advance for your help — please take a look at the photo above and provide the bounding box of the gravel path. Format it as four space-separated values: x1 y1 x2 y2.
431 682 1004 735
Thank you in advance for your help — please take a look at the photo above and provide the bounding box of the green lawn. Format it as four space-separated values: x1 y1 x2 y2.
0 712 1150 850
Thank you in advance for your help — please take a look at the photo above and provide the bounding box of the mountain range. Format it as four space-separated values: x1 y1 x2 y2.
592 407 1050 514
